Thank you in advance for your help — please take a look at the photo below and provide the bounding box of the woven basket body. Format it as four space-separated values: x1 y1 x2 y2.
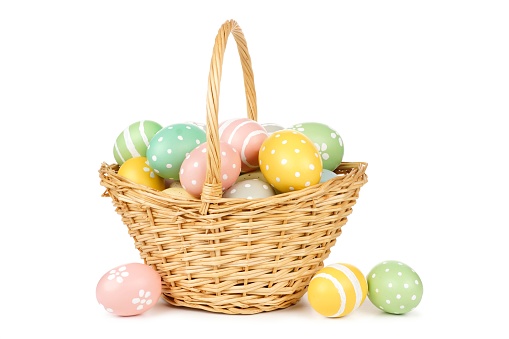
99 20 367 315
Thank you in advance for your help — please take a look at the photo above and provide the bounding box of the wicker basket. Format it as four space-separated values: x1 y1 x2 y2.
99 19 368 315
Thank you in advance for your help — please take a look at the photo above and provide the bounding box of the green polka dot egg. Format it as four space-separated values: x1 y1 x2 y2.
367 260 423 314
146 123 206 180
113 120 163 166
290 122 344 171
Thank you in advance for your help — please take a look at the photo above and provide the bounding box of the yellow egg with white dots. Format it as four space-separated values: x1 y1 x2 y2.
307 263 368 318
258 129 322 193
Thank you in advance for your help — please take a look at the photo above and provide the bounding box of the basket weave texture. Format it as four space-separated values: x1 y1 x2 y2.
99 19 368 315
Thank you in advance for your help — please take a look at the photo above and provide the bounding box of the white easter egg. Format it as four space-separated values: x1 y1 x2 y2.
223 179 276 199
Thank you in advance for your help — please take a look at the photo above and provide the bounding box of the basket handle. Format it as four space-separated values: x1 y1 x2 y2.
200 19 257 214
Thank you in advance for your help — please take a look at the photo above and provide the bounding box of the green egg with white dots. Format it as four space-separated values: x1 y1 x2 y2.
289 122 344 171
367 260 423 315
146 123 206 180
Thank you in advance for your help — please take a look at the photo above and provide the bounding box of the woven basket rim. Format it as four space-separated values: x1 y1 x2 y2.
100 161 367 208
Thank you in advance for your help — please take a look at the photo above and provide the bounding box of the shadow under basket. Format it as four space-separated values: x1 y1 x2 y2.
98 19 368 315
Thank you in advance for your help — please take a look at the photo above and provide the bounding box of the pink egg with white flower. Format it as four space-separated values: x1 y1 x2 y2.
180 141 242 197
96 263 162 317
219 118 268 173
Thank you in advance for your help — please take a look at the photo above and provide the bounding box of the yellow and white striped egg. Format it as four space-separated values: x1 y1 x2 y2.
307 263 368 318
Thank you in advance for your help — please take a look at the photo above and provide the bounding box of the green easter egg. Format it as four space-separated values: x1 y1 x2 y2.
367 260 423 314
290 122 344 171
113 120 163 166
146 123 206 180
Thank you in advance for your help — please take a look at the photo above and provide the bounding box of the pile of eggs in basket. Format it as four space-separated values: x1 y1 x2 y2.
112 118 346 199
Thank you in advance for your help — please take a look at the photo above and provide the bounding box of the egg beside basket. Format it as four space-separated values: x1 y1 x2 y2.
98 19 368 315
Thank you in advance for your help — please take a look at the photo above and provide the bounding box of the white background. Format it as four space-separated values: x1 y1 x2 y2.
1 0 508 337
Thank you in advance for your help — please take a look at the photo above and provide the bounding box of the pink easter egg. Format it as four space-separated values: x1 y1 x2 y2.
180 141 241 197
96 263 162 317
219 118 268 173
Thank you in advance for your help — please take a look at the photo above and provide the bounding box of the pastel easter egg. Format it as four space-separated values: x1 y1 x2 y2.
169 181 183 188
96 263 162 317
117 156 165 191
223 179 275 199
320 169 338 183
367 260 423 314
113 120 163 166
290 122 344 171
186 121 206 132
235 169 268 183
180 141 241 197
308 263 368 318
261 122 285 136
162 187 196 199
146 123 206 180
219 118 268 173
258 130 322 193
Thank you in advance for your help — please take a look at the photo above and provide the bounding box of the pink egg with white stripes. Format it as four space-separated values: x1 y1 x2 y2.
219 118 268 173
180 141 241 197
96 263 162 317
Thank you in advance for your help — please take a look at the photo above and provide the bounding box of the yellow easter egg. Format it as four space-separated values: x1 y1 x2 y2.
307 263 368 318
162 187 195 199
117 156 165 191
258 130 322 193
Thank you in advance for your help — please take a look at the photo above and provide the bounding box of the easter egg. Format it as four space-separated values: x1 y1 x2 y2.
96 263 162 316
223 179 276 199
235 169 268 183
186 121 206 132
308 263 368 318
367 260 423 314
146 123 206 180
261 122 285 136
117 157 165 191
290 122 344 171
320 168 338 183
219 118 268 173
169 181 183 188
113 120 163 166
162 187 195 199
180 141 241 197
259 130 322 193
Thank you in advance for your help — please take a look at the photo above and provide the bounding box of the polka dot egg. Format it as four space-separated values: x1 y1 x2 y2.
308 263 368 318
290 122 344 171
117 156 165 191
219 118 268 173
367 260 423 314
96 263 162 316
180 141 241 197
223 179 275 199
259 130 322 193
113 120 163 166
146 123 206 180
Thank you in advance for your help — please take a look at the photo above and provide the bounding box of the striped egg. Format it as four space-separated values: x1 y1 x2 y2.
113 120 163 166
219 118 268 173
307 263 368 318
